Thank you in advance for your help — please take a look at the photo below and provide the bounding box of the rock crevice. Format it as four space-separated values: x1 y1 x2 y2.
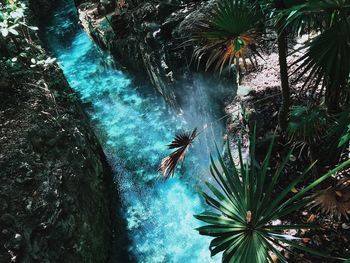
0 1 119 262
75 0 235 106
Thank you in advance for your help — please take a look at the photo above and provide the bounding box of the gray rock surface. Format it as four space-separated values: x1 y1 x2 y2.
76 0 235 106
0 2 119 262
0 52 113 263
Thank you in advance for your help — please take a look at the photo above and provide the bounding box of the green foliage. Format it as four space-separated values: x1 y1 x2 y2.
338 125 350 147
287 105 330 145
334 108 350 148
285 0 350 110
0 1 56 70
283 0 349 30
191 0 263 73
195 132 350 262
0 2 38 38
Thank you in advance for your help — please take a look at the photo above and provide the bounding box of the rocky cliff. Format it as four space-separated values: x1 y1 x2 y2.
75 0 235 107
0 61 113 263
0 2 119 262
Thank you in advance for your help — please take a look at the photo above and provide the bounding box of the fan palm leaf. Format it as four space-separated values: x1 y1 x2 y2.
291 19 350 86
287 105 331 145
270 0 349 36
195 131 350 262
191 0 263 73
158 128 197 179
282 0 350 31
285 0 350 110
310 185 350 219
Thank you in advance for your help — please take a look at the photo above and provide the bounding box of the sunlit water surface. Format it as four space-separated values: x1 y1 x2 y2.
41 1 225 262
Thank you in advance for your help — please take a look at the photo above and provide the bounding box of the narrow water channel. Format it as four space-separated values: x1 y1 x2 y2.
41 1 226 262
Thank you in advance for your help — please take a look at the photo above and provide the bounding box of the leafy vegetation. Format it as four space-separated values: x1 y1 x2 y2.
190 0 350 128
3 0 350 262
191 0 263 73
287 105 330 146
158 128 198 179
0 1 38 40
195 134 350 262
286 0 350 113
310 184 350 220
190 0 292 127
0 1 56 73
185 1 350 260
339 124 350 148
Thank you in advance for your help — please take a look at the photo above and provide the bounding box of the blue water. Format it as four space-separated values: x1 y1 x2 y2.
41 1 224 262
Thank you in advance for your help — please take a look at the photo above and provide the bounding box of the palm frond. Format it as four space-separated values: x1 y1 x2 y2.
278 0 348 35
190 0 263 73
287 105 331 144
310 184 350 219
287 2 350 110
292 19 350 86
334 108 350 148
195 133 350 262
158 128 197 179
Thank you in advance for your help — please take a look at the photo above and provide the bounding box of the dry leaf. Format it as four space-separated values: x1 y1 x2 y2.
306 214 316 223
291 187 298 193
302 238 311 243
158 128 198 179
246 211 252 224
309 187 350 219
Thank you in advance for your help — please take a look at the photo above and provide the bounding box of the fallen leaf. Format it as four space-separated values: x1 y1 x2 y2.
291 187 298 193
307 214 316 223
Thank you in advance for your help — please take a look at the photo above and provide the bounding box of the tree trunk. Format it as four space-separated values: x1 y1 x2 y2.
277 27 290 131
325 83 340 114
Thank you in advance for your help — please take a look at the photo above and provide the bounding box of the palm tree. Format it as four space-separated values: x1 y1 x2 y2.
190 0 264 75
190 0 294 130
195 134 350 262
191 0 350 128
284 0 350 113
270 0 292 131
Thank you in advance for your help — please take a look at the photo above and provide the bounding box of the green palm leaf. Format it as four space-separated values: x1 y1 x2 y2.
195 133 350 262
190 0 263 73
287 105 331 144
285 0 350 110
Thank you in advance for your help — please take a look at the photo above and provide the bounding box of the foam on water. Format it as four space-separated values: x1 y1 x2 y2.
41 1 223 262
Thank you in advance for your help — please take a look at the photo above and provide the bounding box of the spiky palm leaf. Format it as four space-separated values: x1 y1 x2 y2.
282 0 350 33
191 0 263 73
261 0 334 37
195 132 350 262
158 128 197 179
286 0 350 110
287 105 331 145
333 107 350 148
310 186 350 219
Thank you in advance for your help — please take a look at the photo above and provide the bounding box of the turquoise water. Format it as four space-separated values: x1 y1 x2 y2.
41 1 225 262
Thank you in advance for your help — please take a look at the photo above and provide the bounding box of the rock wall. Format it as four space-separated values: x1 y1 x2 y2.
76 0 235 107
0 2 120 262
0 52 113 263
28 0 59 17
